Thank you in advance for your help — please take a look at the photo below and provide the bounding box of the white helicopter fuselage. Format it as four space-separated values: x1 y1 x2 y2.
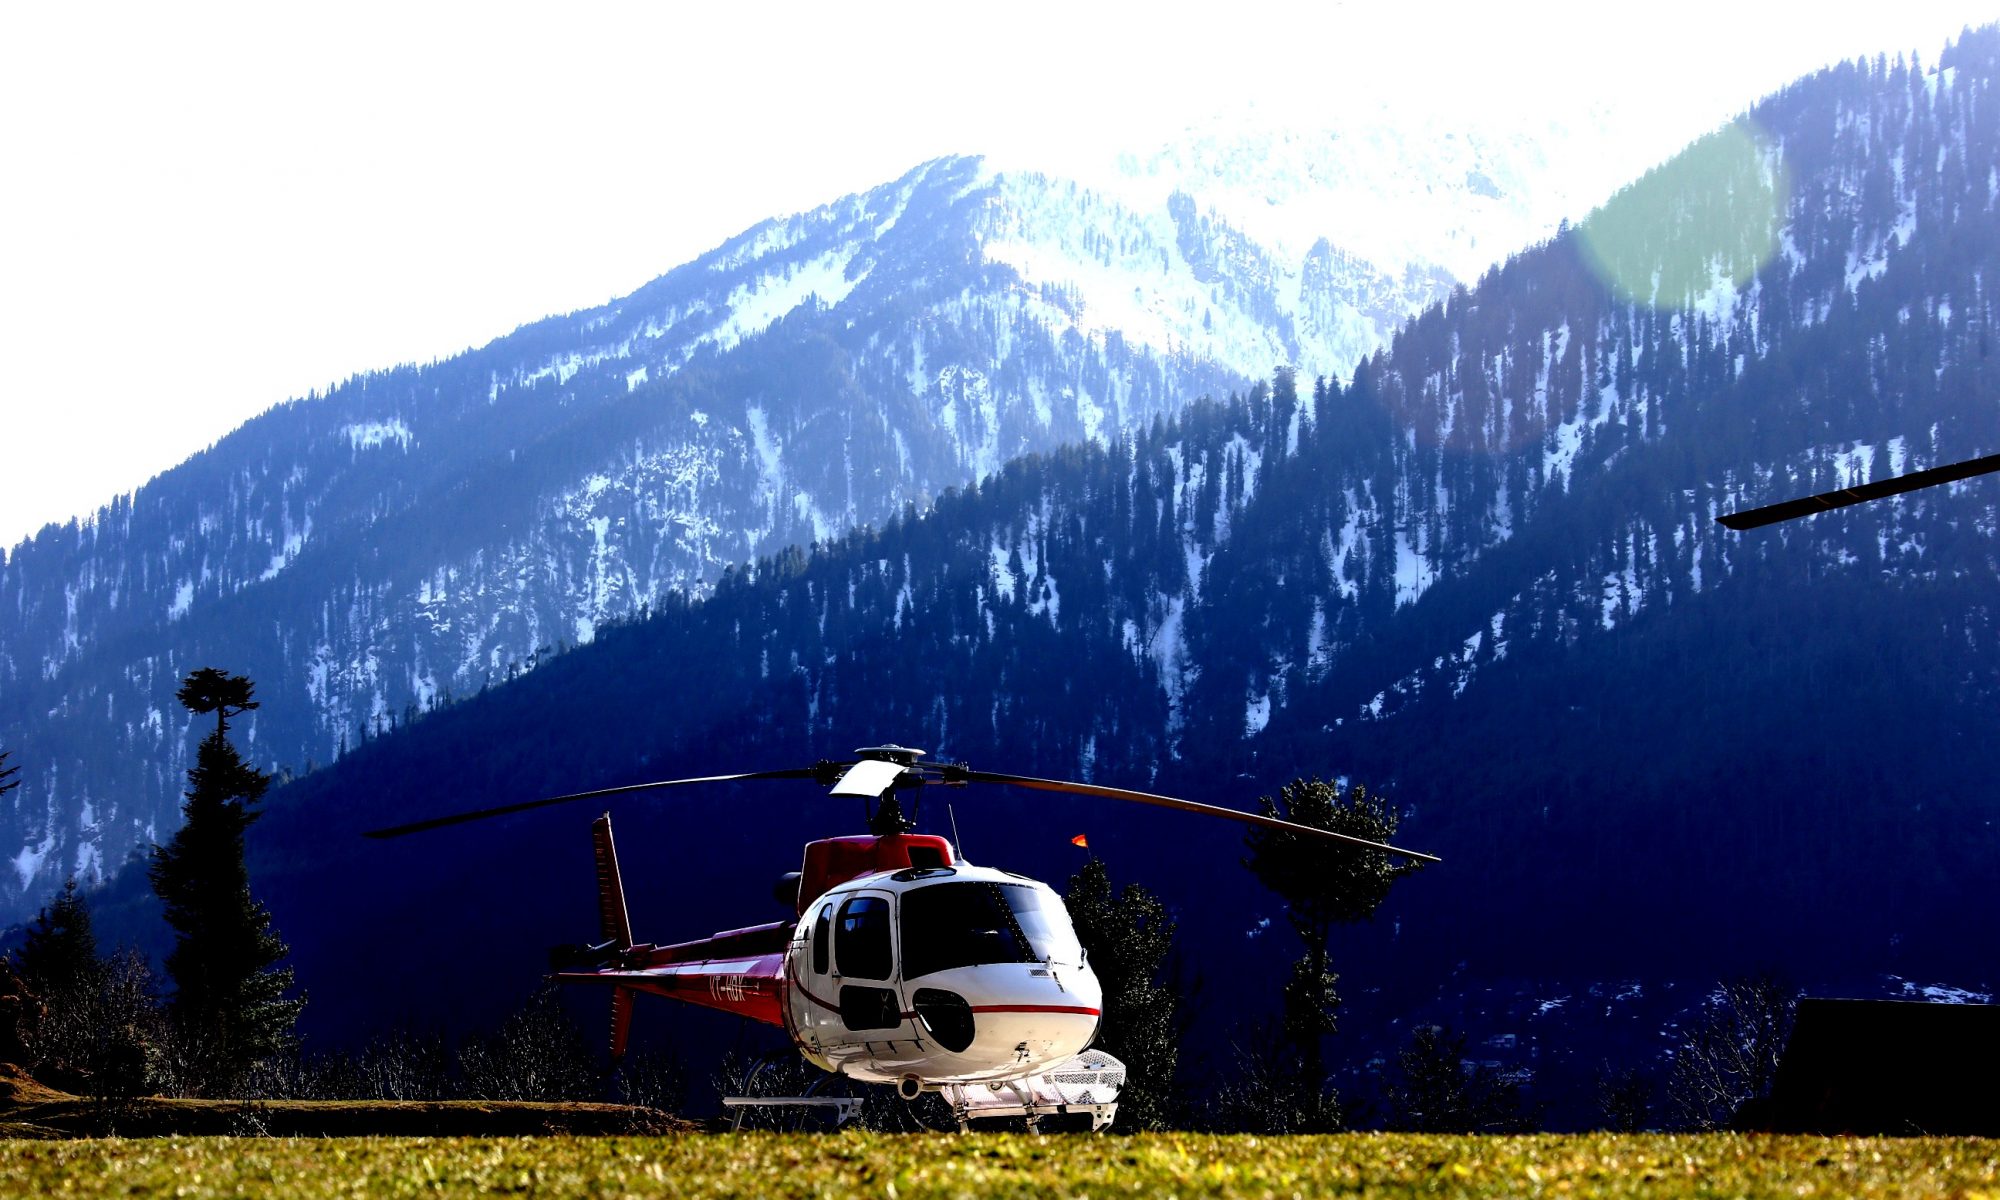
781 864 1103 1087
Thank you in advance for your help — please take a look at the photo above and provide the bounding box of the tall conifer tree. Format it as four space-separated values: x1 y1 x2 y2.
1240 778 1423 1129
1064 856 1181 1129
15 878 100 1001
150 668 302 1092
14 877 112 1089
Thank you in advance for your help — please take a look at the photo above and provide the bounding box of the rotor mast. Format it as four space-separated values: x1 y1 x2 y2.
849 745 927 836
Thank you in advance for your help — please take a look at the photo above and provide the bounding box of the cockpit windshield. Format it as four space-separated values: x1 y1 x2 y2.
900 881 1084 980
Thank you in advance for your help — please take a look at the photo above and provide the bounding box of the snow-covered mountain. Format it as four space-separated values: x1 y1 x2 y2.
0 111 1629 915
1061 102 1628 286
986 99 1656 382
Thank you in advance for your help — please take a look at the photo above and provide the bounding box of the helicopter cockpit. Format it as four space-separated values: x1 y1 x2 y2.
786 863 1103 1087
898 876 1085 979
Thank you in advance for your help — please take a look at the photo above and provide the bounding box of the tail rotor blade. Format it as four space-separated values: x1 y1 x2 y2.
944 767 1440 863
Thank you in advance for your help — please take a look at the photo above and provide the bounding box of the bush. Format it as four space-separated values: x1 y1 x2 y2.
1383 1025 1533 1133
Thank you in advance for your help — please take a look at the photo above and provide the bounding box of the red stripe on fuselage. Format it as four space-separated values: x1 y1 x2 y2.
795 982 842 1015
789 987 1099 1021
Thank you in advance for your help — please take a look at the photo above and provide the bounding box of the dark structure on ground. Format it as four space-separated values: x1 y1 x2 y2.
1738 999 2000 1135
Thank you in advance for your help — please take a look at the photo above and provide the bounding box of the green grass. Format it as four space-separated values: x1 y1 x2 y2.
7 1132 1997 1198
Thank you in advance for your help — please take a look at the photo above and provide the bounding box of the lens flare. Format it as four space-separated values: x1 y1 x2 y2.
1577 119 1788 310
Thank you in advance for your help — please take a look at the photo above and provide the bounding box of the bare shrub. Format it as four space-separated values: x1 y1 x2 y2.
1666 975 1798 1130
615 1047 688 1113
1595 1063 1653 1132
1206 1022 1345 1133
358 1029 455 1101
458 985 601 1102
1383 1025 1533 1133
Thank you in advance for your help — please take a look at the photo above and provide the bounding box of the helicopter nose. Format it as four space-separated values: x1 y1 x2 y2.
944 964 1102 1065
966 1002 1101 1059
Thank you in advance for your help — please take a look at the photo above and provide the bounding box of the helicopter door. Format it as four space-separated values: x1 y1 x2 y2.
832 892 902 1031
795 900 838 1053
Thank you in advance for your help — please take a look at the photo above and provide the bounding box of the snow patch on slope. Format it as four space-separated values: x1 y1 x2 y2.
346 420 413 451
709 247 867 351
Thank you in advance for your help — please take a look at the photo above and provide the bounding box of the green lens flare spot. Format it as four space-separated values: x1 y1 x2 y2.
1577 120 1788 310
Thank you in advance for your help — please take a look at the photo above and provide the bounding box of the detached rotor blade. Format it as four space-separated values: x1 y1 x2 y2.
948 768 1441 863
1716 451 2000 530
361 767 834 839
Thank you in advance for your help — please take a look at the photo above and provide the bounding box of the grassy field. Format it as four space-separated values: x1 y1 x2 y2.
6 1132 1997 1198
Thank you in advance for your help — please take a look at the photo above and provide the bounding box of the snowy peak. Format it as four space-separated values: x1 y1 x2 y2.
960 102 1654 383
1010 99 1650 275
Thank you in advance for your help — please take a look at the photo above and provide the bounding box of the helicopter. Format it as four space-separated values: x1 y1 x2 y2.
365 744 1439 1123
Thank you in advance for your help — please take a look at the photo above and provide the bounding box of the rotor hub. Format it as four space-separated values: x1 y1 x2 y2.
854 744 927 766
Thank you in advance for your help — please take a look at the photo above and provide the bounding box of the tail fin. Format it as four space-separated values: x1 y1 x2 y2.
592 812 633 950
593 813 635 1061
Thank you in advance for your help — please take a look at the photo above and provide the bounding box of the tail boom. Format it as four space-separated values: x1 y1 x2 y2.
558 952 788 1028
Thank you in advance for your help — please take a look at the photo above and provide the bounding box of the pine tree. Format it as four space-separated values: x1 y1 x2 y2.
149 668 303 1094
15 878 101 1001
1238 778 1425 1128
13 877 104 1086
0 748 17 801
1064 856 1180 1129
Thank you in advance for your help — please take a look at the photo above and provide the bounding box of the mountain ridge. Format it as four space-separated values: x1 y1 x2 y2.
0 115 1606 914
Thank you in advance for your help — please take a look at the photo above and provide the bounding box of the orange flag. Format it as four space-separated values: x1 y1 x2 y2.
1071 834 1089 848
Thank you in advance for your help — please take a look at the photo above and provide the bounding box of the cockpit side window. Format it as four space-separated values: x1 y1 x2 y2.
811 903 832 975
1001 883 1085 966
835 895 893 980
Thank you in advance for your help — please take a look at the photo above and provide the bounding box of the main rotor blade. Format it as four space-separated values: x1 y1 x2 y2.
1716 451 2000 530
361 767 832 839
948 769 1441 863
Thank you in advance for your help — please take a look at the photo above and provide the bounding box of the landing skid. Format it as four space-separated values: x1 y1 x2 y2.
721 1057 954 1132
940 1051 1125 1133
722 1095 863 1131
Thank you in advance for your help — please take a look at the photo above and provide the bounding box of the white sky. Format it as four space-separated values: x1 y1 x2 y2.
2 1 1994 549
